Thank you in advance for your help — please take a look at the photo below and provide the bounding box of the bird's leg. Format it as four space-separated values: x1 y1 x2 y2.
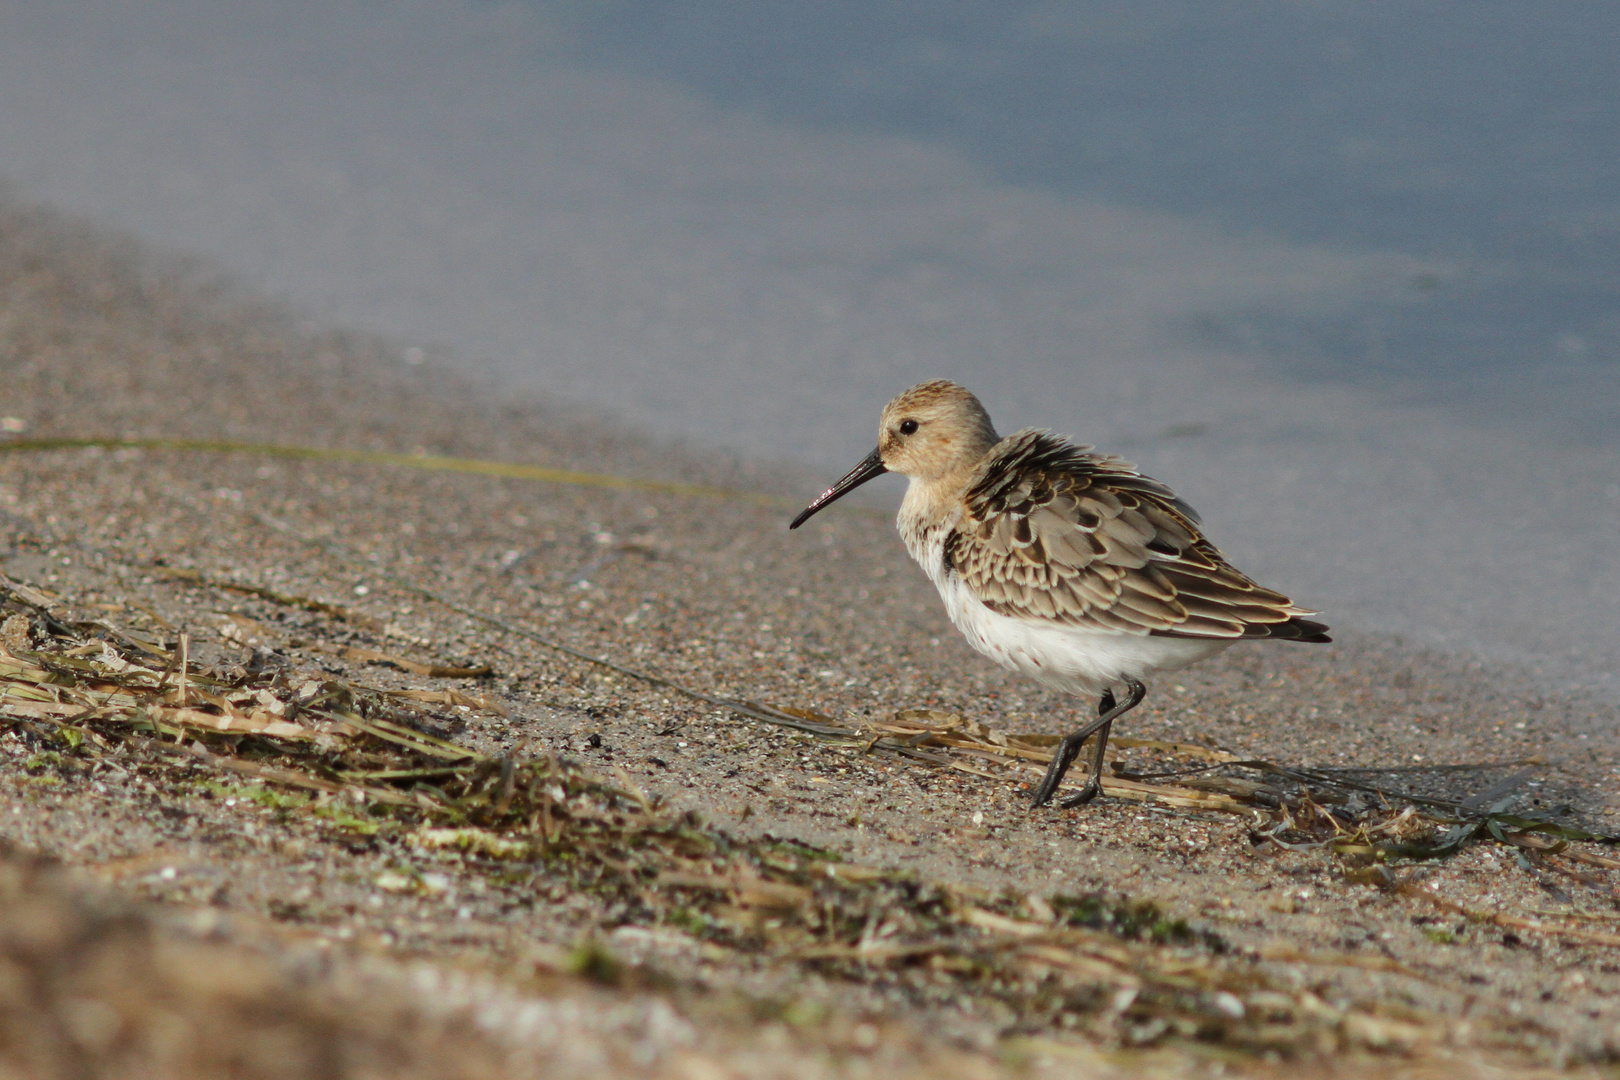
1057 689 1117 809
1060 678 1147 808
1029 691 1116 808
1029 678 1147 810
1027 690 1115 808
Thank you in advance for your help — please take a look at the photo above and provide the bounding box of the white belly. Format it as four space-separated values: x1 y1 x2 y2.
898 500 1231 698
937 573 1232 697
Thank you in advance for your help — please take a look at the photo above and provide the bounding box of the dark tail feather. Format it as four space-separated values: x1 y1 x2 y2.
1253 616 1332 643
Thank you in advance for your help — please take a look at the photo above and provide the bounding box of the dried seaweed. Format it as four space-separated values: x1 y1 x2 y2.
0 573 1546 1061
6 555 1618 1065
251 511 1617 862
155 565 380 627
142 507 1620 912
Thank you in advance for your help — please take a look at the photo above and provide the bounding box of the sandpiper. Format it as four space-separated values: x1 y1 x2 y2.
790 380 1329 810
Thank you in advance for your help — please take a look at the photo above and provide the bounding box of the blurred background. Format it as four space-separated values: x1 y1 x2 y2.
1 1 1617 697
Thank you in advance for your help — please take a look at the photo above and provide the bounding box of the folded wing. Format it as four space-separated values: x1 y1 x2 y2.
945 430 1331 641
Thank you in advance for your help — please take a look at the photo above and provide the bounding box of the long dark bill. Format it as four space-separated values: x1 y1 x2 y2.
788 447 887 529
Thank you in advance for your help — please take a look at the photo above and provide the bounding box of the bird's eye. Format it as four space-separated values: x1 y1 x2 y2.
899 419 919 436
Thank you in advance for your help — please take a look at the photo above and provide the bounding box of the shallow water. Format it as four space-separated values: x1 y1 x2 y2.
1 0 1616 697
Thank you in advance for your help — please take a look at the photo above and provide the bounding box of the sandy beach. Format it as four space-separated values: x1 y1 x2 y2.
5 194 1620 1077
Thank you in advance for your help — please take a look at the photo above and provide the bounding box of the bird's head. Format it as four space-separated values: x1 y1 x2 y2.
790 380 998 528
875 379 999 483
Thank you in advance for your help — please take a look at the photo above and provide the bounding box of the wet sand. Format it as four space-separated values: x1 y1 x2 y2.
4 195 1620 1078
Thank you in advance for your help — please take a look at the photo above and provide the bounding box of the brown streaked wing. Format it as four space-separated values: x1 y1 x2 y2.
951 430 1328 641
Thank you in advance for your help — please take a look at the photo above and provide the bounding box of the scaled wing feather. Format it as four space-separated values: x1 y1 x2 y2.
948 430 1328 641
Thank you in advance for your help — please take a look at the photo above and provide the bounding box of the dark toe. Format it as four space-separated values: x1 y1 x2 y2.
1058 780 1102 810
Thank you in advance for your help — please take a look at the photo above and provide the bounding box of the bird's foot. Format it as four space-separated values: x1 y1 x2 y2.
1029 731 1086 808
1057 775 1102 809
